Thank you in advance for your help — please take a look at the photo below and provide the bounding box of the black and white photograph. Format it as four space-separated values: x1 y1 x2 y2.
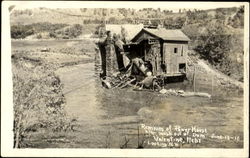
1 1 249 157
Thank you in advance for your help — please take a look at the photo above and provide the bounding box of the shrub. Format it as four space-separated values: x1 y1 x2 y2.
49 32 57 38
36 33 42 39
12 54 73 148
66 24 83 38
11 25 34 39
194 22 230 64
11 23 68 39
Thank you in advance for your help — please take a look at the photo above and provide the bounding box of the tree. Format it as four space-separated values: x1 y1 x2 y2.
121 26 128 43
230 6 244 28
194 22 230 65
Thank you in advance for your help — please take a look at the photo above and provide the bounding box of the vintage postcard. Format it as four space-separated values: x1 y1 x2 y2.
1 1 249 157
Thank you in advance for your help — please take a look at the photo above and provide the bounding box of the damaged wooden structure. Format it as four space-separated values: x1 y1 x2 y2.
96 26 190 88
123 28 190 79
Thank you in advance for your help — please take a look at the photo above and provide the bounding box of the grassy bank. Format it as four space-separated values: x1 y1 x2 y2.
11 39 95 148
12 54 73 148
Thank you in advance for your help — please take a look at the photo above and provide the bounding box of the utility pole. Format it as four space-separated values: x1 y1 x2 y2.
193 65 196 92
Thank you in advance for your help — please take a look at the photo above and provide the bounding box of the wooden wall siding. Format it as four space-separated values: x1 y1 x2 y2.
145 43 161 75
163 43 188 74
105 44 119 76
98 44 107 76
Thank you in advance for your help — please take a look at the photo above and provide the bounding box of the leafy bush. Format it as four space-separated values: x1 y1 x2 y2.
11 25 34 39
11 23 68 39
194 22 230 64
12 53 73 148
193 21 243 80
164 17 186 29
30 22 68 34
49 32 57 38
66 24 83 38
36 33 42 39
228 6 244 28
95 24 106 37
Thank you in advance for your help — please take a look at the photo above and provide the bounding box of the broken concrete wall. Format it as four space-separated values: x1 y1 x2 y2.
97 43 107 76
105 44 119 77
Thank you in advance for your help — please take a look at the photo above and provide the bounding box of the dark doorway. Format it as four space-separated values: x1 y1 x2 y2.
179 63 186 73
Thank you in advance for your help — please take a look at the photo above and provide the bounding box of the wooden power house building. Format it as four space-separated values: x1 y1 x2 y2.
124 28 190 79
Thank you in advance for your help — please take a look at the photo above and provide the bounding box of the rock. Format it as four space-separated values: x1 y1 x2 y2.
178 90 185 94
159 88 167 94
101 79 112 89
41 48 50 52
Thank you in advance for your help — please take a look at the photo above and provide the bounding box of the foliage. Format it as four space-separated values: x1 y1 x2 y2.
11 25 34 39
121 26 129 43
30 22 68 33
11 23 85 39
11 23 68 39
180 6 244 81
36 33 42 39
12 53 73 148
95 24 106 37
49 32 57 38
194 22 230 64
186 10 211 25
192 21 243 80
64 24 83 38
164 17 186 29
228 6 244 28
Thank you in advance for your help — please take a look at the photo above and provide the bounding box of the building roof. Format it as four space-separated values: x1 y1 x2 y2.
132 28 190 42
105 24 144 40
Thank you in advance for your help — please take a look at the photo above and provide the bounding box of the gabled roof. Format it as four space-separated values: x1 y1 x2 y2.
131 28 190 42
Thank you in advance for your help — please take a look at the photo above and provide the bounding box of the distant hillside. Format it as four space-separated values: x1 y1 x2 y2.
10 6 245 81
10 7 243 27
11 8 88 25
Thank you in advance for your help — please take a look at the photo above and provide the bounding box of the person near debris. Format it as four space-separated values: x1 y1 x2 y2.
104 31 114 45
97 31 115 77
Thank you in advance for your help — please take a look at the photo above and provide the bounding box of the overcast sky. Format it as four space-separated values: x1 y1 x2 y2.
10 1 245 13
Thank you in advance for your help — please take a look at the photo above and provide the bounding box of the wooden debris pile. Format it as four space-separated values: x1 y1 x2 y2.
97 35 211 99
101 72 137 89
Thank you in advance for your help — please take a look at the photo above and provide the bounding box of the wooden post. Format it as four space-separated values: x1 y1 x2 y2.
211 73 214 94
14 114 22 148
137 125 140 148
193 65 196 92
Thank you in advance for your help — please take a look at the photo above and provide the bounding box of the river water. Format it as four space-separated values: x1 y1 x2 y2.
53 61 244 148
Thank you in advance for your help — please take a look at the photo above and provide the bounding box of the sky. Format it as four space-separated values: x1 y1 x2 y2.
9 1 245 13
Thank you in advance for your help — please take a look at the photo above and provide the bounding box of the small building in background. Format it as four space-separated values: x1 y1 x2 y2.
124 28 190 78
